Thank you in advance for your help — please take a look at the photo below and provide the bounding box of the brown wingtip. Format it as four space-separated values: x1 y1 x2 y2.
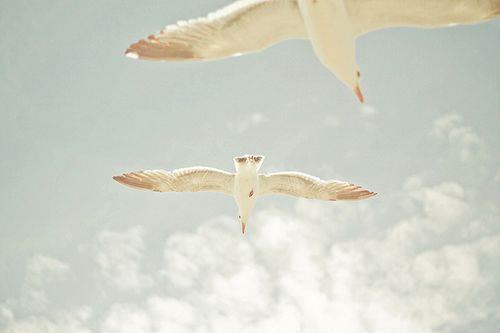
112 175 127 184
112 173 137 188
123 37 199 62
360 191 377 199
335 186 378 201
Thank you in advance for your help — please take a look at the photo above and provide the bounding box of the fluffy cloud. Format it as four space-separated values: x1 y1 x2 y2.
24 255 70 287
432 113 486 162
95 226 153 292
2 183 498 333
400 176 470 234
0 255 89 333
4 255 70 312
99 178 499 333
1 308 91 333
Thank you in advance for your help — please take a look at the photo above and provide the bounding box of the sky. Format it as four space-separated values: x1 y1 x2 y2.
0 0 499 332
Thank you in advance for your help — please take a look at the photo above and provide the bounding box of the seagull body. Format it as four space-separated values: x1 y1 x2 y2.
113 155 376 234
126 0 500 102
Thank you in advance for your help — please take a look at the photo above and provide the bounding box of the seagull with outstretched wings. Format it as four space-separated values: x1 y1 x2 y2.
125 0 500 102
113 155 376 234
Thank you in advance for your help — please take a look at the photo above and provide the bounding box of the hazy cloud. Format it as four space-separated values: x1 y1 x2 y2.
96 226 153 293
402 176 470 234
432 113 486 162
24 255 70 288
0 255 85 333
2 175 498 333
361 104 377 117
97 177 499 333
227 113 269 134
1 308 91 333
10 255 70 311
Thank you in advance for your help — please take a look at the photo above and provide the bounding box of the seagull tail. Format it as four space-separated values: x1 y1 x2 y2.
125 35 201 61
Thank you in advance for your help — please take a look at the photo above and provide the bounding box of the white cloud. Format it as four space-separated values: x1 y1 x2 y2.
432 113 486 162
227 113 268 134
0 256 90 333
101 297 199 333
3 182 497 333
96 226 153 292
24 254 70 288
402 177 470 234
361 104 377 117
101 304 150 333
98 177 499 333
13 255 70 311
1 308 91 333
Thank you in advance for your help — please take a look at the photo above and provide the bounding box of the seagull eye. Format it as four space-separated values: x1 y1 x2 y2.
238 215 241 219
356 70 361 78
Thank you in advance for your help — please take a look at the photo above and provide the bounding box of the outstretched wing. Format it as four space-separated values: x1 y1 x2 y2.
113 167 234 195
125 0 306 61
258 172 376 201
347 0 499 36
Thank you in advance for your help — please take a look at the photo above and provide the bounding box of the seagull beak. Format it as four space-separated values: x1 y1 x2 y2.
353 85 365 104
241 222 246 235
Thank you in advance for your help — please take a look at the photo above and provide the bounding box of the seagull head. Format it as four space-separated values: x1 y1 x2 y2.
342 68 364 104
333 62 364 103
238 214 250 235
352 69 364 103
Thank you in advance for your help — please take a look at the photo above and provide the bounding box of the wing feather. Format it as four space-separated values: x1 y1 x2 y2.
258 172 376 201
347 0 499 36
113 167 234 195
125 0 306 61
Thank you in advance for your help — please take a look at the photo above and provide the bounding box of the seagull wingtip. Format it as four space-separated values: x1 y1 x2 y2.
112 175 125 183
125 50 139 59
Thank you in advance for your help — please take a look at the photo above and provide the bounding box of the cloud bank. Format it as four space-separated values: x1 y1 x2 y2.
97 176 499 333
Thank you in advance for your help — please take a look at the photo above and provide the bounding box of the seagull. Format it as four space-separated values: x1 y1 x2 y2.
113 155 376 234
125 0 499 103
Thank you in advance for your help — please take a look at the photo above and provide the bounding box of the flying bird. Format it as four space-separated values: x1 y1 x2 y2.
113 155 376 234
125 0 499 103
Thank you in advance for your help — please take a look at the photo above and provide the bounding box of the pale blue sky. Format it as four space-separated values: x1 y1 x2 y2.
1 1 499 332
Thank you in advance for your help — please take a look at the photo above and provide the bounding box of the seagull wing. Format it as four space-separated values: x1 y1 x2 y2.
258 172 376 201
125 0 306 61
348 0 499 36
113 167 234 195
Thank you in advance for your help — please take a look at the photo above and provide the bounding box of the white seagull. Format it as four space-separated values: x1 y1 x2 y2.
125 0 500 103
113 155 376 234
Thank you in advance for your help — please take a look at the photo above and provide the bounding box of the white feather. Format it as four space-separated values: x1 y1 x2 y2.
258 171 376 201
113 167 234 195
346 0 500 36
125 0 306 61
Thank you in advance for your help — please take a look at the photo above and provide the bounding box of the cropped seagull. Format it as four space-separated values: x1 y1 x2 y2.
125 0 500 103
113 155 376 234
